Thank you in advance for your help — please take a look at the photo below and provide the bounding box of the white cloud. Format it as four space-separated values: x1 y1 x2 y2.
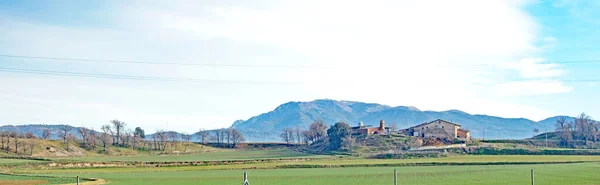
541 36 558 50
505 58 565 78
0 0 573 131
491 80 572 96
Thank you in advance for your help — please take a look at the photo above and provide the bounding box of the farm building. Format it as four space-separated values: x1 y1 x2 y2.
401 119 471 140
351 120 390 135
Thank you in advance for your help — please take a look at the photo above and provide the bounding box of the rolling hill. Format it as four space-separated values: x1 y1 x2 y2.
0 124 93 140
231 99 572 141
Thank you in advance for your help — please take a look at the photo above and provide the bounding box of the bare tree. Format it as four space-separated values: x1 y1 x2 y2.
78 127 89 144
300 120 328 144
167 132 177 151
555 117 573 147
181 134 191 152
294 127 302 144
132 134 141 150
574 113 596 141
59 125 72 144
0 131 6 151
156 130 168 151
230 129 245 148
197 129 209 146
309 119 328 141
280 128 294 145
302 130 314 144
42 129 52 140
87 127 97 149
100 125 112 151
10 132 19 153
28 141 36 156
110 119 126 146
123 128 133 147
65 134 76 151
214 129 226 147
225 129 233 146
151 133 158 150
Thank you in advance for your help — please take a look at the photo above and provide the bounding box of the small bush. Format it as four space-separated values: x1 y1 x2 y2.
369 152 446 159
471 147 600 155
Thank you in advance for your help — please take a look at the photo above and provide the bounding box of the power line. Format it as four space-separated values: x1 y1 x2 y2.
1 66 599 85
1 54 599 69
0 67 301 85
0 54 325 68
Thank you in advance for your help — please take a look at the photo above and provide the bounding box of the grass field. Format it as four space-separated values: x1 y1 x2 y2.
10 155 600 174
9 163 600 185
3 149 600 185
0 158 47 164
0 174 86 185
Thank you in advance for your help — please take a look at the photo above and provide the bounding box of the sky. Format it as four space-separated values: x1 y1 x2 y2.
0 0 599 133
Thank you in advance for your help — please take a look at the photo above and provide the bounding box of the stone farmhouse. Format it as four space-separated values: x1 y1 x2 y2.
351 120 390 135
402 119 471 140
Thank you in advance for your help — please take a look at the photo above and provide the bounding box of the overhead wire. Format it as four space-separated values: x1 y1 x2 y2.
1 54 599 85
1 54 600 69
0 67 301 85
1 66 599 85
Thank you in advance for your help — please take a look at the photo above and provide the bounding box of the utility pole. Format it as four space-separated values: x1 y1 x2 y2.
531 169 534 185
243 172 249 185
394 169 397 185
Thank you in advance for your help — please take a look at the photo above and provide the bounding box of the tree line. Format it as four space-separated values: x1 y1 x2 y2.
280 119 354 150
1 119 247 155
555 113 600 148
0 131 37 155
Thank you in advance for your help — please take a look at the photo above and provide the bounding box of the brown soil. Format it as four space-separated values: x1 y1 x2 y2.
0 180 48 185
61 178 108 185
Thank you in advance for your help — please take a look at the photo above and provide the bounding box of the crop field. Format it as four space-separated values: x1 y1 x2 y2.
0 174 87 185
2 154 600 184
57 149 328 162
5 162 600 185
0 158 47 165
3 152 600 184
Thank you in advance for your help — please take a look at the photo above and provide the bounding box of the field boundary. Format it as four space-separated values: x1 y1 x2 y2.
273 161 596 169
0 172 106 184
0 156 52 161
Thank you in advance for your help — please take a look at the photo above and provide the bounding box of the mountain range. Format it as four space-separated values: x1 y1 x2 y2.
231 99 571 141
1 99 573 142
0 124 88 140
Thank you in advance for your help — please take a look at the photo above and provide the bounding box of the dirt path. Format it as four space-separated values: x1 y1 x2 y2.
61 178 108 185
0 180 48 185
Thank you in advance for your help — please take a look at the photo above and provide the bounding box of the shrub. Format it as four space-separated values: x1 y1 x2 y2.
369 152 446 159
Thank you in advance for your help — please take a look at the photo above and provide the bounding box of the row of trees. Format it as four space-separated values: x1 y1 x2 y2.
280 119 328 145
280 119 354 150
555 113 600 147
2 120 248 155
0 131 38 155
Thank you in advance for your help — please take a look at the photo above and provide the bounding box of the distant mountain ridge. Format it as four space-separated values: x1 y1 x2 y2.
0 99 575 142
231 99 573 141
0 124 93 140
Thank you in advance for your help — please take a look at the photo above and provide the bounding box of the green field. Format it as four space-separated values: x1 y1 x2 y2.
3 152 600 185
0 158 47 164
0 174 86 185
10 163 600 185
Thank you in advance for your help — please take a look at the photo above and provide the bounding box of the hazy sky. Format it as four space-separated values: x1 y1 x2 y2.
0 0 599 132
